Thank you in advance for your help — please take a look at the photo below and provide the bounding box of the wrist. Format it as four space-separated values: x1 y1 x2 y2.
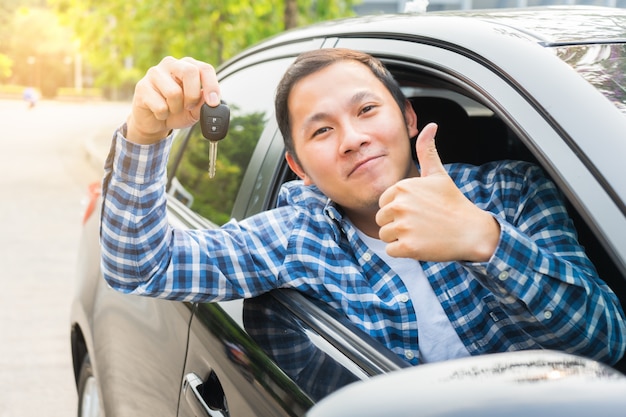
125 114 171 145
467 212 501 262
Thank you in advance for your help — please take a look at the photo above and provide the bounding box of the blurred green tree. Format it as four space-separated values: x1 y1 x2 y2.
50 0 357 98
2 5 75 96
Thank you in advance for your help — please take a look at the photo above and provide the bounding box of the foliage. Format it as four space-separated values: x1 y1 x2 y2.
49 0 357 94
174 109 266 225
2 6 76 96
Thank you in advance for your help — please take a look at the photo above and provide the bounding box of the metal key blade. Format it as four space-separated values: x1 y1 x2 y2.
200 102 230 180
208 141 218 178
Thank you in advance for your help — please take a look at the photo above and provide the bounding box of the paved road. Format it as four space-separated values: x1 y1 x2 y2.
0 98 130 417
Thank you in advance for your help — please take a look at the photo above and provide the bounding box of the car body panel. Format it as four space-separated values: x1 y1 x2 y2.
71 203 194 417
179 301 313 417
228 7 626 53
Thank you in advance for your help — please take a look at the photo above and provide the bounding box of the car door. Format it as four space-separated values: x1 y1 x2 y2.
176 27 626 417
88 213 196 417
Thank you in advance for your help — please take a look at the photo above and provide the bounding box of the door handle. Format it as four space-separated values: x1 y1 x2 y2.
183 372 229 417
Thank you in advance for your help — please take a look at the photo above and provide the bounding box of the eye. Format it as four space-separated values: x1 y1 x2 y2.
359 104 376 115
312 126 332 138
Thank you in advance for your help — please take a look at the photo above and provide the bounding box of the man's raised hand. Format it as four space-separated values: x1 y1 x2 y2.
126 57 221 144
376 123 500 262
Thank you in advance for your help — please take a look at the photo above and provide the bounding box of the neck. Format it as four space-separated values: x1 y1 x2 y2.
343 207 380 239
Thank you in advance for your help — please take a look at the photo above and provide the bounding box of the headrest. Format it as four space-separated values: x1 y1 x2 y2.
408 96 474 164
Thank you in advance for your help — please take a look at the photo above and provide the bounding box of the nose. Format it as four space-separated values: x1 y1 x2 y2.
338 121 369 155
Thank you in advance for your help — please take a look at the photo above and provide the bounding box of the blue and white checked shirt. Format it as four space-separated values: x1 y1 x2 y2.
101 129 626 366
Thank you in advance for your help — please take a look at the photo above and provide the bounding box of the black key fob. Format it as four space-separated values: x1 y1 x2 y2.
200 101 230 142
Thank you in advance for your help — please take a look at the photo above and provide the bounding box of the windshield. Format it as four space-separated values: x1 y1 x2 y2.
555 43 626 115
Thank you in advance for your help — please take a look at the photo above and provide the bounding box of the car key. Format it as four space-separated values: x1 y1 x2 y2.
200 101 230 178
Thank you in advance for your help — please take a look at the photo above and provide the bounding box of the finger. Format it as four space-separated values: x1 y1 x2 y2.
137 83 171 121
376 185 398 228
135 67 177 121
378 182 397 209
179 57 220 107
375 203 393 229
199 63 220 107
168 57 204 112
378 222 397 244
415 122 446 177
385 240 408 259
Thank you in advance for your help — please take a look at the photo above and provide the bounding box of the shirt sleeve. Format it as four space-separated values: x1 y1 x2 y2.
99 127 289 303
463 161 626 364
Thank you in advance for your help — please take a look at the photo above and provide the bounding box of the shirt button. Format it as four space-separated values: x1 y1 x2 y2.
543 310 553 320
404 350 415 360
362 252 372 262
398 294 409 303
498 270 509 281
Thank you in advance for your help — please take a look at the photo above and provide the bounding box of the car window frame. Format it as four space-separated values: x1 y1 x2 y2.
232 34 626 375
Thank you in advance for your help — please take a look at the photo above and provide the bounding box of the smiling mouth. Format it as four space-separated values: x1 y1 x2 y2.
348 155 383 177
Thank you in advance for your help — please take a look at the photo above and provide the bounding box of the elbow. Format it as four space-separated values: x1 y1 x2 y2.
100 255 142 294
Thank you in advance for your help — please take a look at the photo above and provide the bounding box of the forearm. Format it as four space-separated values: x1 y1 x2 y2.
99 127 290 302
100 127 174 293
465 212 626 364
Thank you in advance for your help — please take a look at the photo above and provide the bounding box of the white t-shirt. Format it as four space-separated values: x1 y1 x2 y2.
354 228 471 363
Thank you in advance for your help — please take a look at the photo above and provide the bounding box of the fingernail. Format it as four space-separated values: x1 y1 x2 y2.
209 92 219 106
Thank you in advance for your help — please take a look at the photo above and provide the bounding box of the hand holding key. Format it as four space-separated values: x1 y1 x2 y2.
200 102 230 178
126 56 220 145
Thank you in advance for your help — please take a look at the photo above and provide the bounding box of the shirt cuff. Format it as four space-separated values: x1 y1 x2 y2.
112 125 173 184
463 215 542 299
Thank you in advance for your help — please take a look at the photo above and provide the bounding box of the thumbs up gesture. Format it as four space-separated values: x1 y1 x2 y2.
375 123 500 262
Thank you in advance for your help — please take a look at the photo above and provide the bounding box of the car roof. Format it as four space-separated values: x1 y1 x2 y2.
431 6 626 45
228 5 626 64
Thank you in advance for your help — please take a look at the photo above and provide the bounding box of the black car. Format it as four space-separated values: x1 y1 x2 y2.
72 6 626 417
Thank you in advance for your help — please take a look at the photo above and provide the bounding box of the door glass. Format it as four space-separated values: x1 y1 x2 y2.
243 293 363 401
168 58 291 225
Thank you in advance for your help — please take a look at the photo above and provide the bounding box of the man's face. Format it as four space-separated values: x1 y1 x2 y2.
286 60 419 222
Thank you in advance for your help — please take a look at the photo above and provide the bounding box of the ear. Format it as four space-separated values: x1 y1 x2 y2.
285 151 313 185
404 99 419 137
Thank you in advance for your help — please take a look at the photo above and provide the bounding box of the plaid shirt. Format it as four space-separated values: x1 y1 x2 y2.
101 130 626 365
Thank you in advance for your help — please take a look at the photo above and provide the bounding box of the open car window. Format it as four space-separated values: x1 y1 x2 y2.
263 57 626 374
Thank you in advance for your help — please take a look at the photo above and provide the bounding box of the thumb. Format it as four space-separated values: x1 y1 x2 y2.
416 122 446 177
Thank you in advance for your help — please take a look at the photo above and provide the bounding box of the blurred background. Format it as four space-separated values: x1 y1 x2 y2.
1 0 359 102
2 0 625 103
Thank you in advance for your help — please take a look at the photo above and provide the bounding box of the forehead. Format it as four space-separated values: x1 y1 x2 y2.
288 60 385 107
298 59 376 88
